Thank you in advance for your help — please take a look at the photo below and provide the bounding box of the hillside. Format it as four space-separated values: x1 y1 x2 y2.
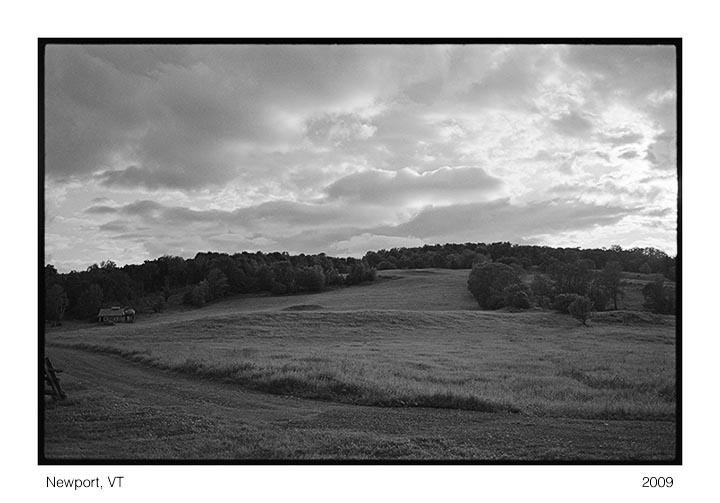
44 243 677 324
84 267 670 325
45 266 677 460
177 268 480 315
46 268 675 419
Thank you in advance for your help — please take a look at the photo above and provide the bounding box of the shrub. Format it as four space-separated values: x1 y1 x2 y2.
568 296 594 326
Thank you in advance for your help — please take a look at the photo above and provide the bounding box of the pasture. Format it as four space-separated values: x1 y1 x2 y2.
44 268 677 460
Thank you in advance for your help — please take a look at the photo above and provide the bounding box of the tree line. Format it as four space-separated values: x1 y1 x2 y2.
362 242 676 318
44 242 677 324
44 251 376 323
363 242 676 279
466 255 676 320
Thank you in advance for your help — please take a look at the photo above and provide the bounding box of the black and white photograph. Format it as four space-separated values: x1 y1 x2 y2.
40 40 680 464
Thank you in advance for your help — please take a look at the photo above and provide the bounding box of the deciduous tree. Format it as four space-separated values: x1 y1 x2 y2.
45 284 68 325
600 261 624 310
568 296 594 326
642 276 676 314
467 262 522 309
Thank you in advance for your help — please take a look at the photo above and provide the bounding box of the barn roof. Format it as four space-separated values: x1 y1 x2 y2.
97 308 124 317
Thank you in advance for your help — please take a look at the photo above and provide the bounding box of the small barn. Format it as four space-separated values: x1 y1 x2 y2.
97 306 135 324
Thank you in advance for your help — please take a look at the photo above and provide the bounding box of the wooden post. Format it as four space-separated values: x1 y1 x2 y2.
44 357 66 401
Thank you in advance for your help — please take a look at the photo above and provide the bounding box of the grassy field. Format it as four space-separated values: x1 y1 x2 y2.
44 346 675 460
46 269 676 421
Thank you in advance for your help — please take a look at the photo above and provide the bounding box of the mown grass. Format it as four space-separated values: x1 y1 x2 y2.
47 306 675 420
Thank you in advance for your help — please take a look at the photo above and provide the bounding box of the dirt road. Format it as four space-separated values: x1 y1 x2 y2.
43 346 676 461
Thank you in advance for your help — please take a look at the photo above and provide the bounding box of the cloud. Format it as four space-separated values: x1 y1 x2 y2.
600 131 644 146
45 45 470 191
527 150 555 162
460 46 558 110
563 45 676 103
44 44 678 270
551 110 594 137
87 198 377 234
96 162 236 190
98 220 131 232
563 45 676 141
618 150 639 159
380 198 634 243
328 233 427 257
642 207 674 218
84 204 118 215
306 113 378 146
121 200 165 216
83 195 636 264
645 131 677 170
324 166 502 206
548 181 662 202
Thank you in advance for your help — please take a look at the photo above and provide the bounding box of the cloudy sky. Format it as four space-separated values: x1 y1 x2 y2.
44 43 677 272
